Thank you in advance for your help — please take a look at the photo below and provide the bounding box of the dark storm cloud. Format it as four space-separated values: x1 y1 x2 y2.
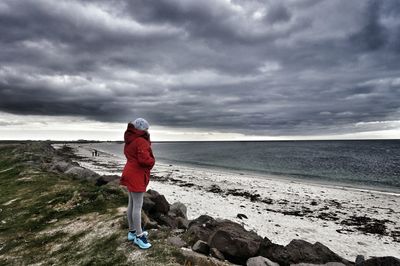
0 0 400 136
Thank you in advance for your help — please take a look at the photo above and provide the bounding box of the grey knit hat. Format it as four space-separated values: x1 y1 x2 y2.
133 118 149 131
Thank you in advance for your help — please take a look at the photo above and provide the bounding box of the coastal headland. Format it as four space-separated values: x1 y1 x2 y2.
0 141 399 265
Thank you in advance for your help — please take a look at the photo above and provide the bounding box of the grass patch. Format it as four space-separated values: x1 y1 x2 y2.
0 143 185 265
0 143 127 264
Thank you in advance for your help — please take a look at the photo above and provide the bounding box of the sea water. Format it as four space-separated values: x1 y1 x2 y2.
93 140 400 191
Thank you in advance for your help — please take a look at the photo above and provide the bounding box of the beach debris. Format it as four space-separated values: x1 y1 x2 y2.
391 230 400 242
3 198 20 206
226 189 261 202
317 212 340 221
237 213 248 219
192 240 210 255
0 167 14 173
208 184 223 193
340 215 390 235
261 198 273 204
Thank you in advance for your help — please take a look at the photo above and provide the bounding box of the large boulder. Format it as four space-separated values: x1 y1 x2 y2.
185 215 219 245
142 195 156 212
169 202 188 219
247 256 279 266
64 166 99 180
192 240 210 255
208 220 263 265
95 175 119 186
141 210 158 229
50 161 73 172
259 238 351 266
363 256 400 266
146 189 170 214
180 248 233 266
167 236 187 248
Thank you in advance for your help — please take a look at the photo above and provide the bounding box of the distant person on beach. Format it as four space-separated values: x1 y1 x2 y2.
120 118 155 249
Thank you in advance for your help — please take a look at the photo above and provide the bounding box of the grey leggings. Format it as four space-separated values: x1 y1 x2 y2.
127 192 144 235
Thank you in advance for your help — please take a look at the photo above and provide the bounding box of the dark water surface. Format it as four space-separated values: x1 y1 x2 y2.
98 140 400 191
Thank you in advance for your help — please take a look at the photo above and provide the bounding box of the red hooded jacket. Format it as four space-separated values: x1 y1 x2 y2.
120 123 155 192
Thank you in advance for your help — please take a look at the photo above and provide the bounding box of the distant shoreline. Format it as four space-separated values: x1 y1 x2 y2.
1 139 400 144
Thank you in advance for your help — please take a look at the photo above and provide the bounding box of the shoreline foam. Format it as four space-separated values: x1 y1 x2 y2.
55 143 400 261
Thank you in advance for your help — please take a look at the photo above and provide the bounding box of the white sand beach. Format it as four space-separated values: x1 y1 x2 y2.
57 143 400 261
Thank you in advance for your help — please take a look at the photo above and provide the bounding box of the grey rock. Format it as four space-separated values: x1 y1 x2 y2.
170 202 188 219
180 248 233 266
142 195 156 212
355 255 365 266
192 240 210 255
146 190 170 214
95 175 119 186
291 263 346 266
141 211 158 229
64 166 99 180
176 217 190 229
50 161 72 172
185 215 219 245
247 256 279 266
259 238 351 266
211 248 225 261
158 214 178 228
167 236 187 248
364 256 400 266
208 220 263 265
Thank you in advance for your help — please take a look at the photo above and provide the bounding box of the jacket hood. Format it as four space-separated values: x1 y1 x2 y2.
124 123 150 144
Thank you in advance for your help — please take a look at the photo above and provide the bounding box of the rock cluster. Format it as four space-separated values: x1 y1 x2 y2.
141 189 190 230
45 145 120 185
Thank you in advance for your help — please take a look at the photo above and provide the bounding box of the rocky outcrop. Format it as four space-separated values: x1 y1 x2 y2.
208 220 263 264
193 240 210 255
258 238 352 266
185 216 262 265
185 215 220 245
363 256 400 266
184 215 357 266
140 190 190 231
246 256 279 266
43 142 399 266
64 166 99 180
146 189 170 214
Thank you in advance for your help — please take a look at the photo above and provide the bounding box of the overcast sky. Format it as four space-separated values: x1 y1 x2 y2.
0 0 399 141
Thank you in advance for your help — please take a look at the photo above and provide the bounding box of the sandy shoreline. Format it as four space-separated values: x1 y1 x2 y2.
55 143 400 261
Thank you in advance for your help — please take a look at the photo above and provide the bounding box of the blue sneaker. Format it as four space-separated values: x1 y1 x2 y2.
133 233 152 249
127 230 148 241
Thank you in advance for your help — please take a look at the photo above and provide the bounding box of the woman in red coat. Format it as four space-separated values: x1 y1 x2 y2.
120 118 155 249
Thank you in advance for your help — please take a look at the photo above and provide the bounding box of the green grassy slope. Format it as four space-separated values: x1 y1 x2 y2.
0 143 184 266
